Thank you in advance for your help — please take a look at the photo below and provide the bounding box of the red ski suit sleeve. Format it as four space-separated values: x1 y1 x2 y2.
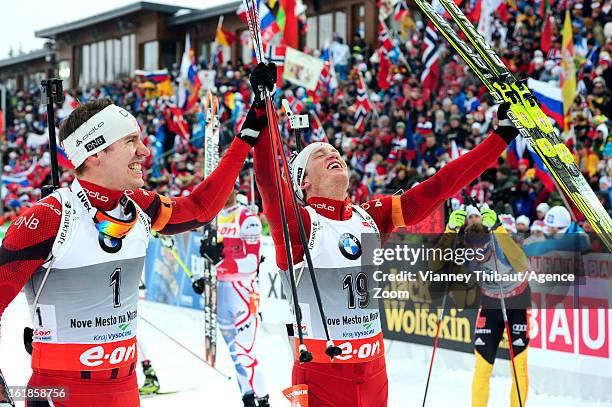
254 127 510 270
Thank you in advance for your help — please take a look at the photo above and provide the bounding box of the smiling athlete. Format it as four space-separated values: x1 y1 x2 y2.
0 99 260 406
247 63 523 406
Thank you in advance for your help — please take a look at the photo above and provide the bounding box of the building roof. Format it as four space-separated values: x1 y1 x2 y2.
167 0 241 26
0 48 53 69
35 1 196 38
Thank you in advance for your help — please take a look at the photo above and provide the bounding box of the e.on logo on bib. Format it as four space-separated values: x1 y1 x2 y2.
529 293 610 358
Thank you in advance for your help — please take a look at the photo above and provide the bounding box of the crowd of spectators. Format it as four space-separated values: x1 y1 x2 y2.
1 0 610 250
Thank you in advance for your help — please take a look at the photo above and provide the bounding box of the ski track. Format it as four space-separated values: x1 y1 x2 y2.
1 294 609 406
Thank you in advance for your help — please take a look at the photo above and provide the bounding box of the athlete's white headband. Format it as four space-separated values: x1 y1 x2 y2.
62 104 140 168
289 142 328 205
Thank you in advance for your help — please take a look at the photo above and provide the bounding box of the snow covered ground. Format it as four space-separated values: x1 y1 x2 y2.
2 293 610 406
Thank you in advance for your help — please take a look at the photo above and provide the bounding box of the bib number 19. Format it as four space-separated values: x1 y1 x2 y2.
343 273 369 309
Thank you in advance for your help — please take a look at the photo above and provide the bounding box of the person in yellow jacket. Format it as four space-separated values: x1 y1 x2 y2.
430 205 530 407
573 142 600 178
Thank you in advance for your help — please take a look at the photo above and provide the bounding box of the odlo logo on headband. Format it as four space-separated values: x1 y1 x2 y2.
85 135 107 152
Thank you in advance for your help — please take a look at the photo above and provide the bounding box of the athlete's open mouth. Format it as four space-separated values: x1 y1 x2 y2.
128 162 143 174
327 160 343 170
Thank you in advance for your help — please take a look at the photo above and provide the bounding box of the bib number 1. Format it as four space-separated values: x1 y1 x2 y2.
110 268 121 308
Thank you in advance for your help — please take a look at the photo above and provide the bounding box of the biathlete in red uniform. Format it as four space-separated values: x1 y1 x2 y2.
0 99 259 406
245 63 521 407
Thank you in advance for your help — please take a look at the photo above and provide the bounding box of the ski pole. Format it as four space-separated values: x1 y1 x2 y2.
245 0 342 360
153 231 195 279
268 98 342 359
421 280 449 407
280 99 343 360
242 0 313 363
40 78 64 198
422 200 460 406
490 231 524 407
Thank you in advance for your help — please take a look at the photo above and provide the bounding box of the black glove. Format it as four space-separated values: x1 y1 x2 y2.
199 241 223 264
237 107 268 147
249 62 277 108
192 277 206 295
495 102 520 144
23 327 33 355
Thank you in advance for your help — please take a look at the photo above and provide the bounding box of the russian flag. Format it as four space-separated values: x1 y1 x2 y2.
57 146 75 170
505 136 528 168
2 176 30 187
259 1 280 42
527 78 564 127
134 69 170 83
528 145 555 192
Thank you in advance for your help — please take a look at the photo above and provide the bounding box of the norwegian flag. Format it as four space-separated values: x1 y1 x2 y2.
354 74 371 133
377 48 392 91
319 61 337 92
310 114 327 142
263 43 286 65
376 22 393 90
285 93 305 114
378 23 395 55
393 0 409 22
262 43 286 86
421 24 440 100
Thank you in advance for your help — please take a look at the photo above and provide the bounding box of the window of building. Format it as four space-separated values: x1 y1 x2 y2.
97 41 105 83
81 45 90 87
121 35 130 74
143 41 159 70
160 41 177 70
58 60 71 86
113 39 121 78
306 16 317 51
6 78 17 91
335 11 347 42
201 43 210 66
357 5 365 39
318 13 333 49
90 42 98 84
307 10 349 50
106 40 114 82
129 34 136 72
240 30 252 65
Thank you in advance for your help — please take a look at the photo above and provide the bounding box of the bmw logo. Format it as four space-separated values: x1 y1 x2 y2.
338 233 362 260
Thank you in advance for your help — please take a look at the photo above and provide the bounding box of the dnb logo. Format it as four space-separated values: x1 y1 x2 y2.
338 233 362 260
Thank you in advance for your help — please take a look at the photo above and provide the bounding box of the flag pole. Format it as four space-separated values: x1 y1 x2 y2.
209 16 225 70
